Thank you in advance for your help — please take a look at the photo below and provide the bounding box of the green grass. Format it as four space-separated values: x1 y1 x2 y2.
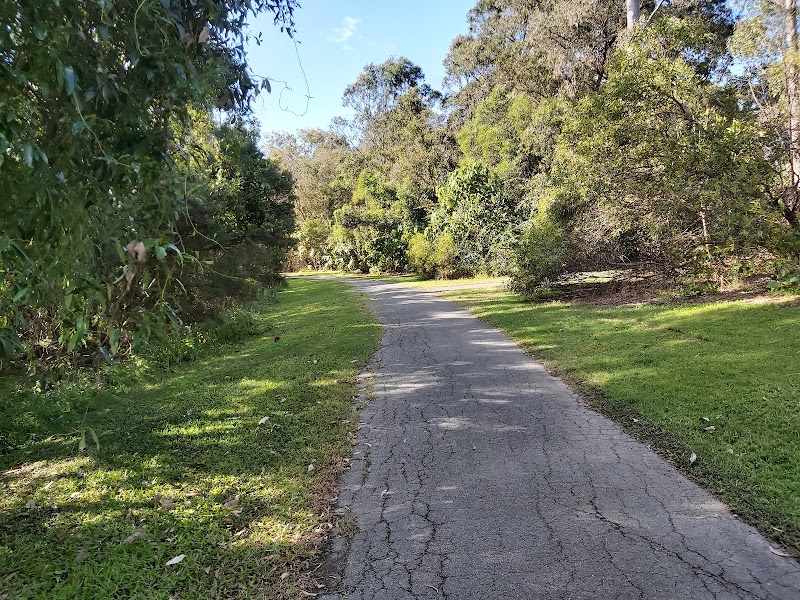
443 287 800 554
0 279 381 599
288 271 508 289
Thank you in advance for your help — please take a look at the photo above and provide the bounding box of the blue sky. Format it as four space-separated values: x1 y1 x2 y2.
243 0 475 135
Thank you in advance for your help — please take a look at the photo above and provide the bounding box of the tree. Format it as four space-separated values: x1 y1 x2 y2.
266 128 361 222
343 56 429 142
731 0 800 226
0 0 298 366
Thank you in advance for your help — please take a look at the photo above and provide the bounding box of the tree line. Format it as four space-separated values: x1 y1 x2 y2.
270 0 800 295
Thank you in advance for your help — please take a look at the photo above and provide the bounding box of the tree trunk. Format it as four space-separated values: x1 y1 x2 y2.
627 0 640 29
785 0 800 221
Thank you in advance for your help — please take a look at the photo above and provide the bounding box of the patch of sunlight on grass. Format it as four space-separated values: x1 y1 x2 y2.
0 278 382 599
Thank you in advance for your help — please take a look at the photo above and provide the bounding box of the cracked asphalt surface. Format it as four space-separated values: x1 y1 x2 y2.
322 280 800 600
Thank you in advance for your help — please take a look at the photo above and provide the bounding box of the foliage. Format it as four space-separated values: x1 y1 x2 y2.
510 215 568 296
0 0 298 369
266 128 360 222
279 1 797 291
546 19 784 271
293 219 332 270
428 162 520 276
407 231 460 279
178 120 296 320
327 172 410 273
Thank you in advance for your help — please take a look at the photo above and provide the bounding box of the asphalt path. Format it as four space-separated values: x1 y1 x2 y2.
321 279 800 600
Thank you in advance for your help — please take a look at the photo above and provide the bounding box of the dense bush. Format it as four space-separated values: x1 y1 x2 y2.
427 163 520 276
327 171 411 272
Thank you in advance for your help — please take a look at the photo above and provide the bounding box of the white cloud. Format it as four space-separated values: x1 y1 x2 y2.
330 16 360 45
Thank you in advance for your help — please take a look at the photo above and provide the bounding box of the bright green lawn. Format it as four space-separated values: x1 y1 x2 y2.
288 271 508 289
443 287 800 554
0 279 381 599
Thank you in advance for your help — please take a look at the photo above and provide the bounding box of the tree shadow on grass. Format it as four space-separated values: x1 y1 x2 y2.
0 279 381 598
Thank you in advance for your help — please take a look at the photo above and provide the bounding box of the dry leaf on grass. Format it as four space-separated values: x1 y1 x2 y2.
122 529 145 544
258 416 269 425
158 498 176 510
25 499 37 509
689 452 697 465
166 554 185 566
75 549 89 563
223 498 240 510
769 546 792 557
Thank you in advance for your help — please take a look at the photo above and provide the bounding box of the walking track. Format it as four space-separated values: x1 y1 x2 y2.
321 280 800 600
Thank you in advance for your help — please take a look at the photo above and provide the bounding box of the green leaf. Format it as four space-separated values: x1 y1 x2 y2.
33 25 47 40
88 427 100 451
0 338 10 360
767 281 782 290
64 65 76 95
78 430 86 452
109 328 120 355
66 329 82 352
22 143 33 167
154 245 167 260
12 286 28 302
72 121 86 135
98 346 113 365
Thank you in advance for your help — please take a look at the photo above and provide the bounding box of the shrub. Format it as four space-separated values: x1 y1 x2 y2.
407 233 436 277
511 217 567 297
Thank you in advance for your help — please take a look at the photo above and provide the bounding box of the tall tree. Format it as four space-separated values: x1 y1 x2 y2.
732 0 800 225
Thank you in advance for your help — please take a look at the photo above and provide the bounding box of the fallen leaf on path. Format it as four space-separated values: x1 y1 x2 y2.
689 452 697 465
166 554 185 566
381 489 391 498
75 549 89 563
769 546 792 557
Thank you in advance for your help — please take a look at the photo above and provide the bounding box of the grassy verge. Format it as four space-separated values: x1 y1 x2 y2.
442 287 800 555
0 279 381 599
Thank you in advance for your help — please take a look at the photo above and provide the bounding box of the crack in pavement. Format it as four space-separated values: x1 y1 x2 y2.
320 280 800 600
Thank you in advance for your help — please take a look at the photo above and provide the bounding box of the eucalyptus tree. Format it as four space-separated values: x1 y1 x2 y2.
731 0 800 226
